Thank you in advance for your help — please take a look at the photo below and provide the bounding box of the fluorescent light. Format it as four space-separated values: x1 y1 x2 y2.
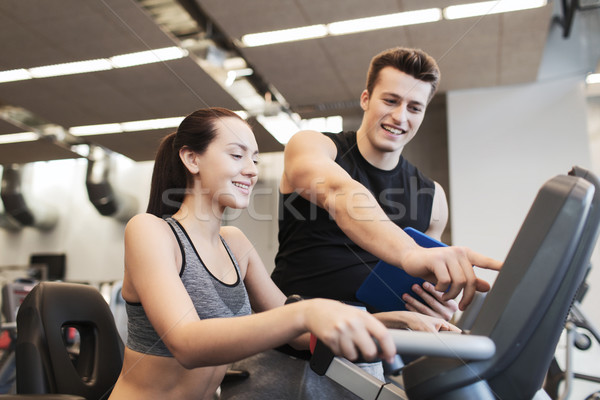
234 110 249 120
110 46 187 68
328 8 442 35
225 71 237 87
223 57 248 70
9 116 190 142
29 59 113 78
242 24 328 47
233 68 254 77
242 10 443 46
121 116 184 132
70 116 185 136
444 0 547 20
0 132 39 144
0 69 32 83
586 73 600 84
69 123 123 136
257 113 301 144
70 144 91 157
300 116 343 133
225 68 254 87
0 46 188 82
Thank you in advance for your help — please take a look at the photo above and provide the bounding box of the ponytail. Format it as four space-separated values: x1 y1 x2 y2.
146 132 186 217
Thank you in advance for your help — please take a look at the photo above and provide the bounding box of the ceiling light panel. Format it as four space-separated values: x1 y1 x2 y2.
0 132 39 144
0 47 188 82
69 116 185 137
241 25 328 47
110 46 188 68
0 69 32 83
237 2 548 47
256 114 301 144
29 59 113 78
69 123 123 136
120 117 184 132
328 8 442 35
443 0 547 20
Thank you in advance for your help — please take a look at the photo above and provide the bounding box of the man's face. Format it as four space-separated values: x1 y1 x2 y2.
360 66 432 155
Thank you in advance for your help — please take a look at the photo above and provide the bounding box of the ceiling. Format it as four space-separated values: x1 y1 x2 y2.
0 0 556 164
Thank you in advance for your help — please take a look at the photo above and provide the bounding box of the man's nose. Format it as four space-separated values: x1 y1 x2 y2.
391 104 408 124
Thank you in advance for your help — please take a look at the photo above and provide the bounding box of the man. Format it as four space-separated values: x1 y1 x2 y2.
272 47 501 319
220 47 501 400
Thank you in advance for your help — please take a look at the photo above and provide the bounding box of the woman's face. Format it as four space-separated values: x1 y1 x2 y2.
195 117 259 211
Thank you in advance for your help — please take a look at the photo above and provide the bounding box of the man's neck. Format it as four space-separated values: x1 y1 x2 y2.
355 128 403 171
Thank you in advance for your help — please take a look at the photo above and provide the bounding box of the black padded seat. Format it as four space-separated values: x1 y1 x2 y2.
13 282 124 400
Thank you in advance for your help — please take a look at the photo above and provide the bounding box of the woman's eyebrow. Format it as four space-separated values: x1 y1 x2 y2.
227 142 259 155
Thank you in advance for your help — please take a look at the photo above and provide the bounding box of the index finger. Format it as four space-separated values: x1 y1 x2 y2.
467 249 503 271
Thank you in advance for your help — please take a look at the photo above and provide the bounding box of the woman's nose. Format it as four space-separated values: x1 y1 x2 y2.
243 158 258 177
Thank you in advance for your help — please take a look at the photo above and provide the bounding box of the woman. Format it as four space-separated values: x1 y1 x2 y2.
109 108 452 399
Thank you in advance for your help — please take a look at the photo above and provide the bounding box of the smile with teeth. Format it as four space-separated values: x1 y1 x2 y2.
382 124 405 135
233 182 250 190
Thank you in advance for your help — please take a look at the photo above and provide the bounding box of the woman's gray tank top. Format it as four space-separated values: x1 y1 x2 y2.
126 217 252 357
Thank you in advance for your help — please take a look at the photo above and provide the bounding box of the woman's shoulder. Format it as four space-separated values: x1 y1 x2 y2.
127 213 166 227
126 213 173 240
220 226 256 256
219 225 246 245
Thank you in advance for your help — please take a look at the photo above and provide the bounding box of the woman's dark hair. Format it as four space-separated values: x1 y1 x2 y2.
366 47 441 103
146 107 245 217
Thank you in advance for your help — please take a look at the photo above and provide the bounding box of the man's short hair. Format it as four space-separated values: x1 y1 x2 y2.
366 47 441 102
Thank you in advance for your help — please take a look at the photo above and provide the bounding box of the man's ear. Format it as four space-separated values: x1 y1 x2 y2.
179 146 200 175
360 89 370 111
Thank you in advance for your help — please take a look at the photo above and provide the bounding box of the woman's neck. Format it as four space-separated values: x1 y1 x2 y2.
172 194 223 241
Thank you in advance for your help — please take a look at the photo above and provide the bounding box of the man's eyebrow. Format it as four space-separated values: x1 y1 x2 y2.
381 91 425 106
227 142 259 156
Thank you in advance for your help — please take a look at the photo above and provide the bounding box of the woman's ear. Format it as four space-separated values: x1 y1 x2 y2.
179 146 200 175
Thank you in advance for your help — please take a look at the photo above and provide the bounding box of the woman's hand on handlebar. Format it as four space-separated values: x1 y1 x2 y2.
301 299 396 364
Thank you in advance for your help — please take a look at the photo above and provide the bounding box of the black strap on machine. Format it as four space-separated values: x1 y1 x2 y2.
284 294 304 304
275 294 314 360
309 338 336 376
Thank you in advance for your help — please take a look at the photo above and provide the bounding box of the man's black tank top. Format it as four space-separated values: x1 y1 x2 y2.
272 131 435 304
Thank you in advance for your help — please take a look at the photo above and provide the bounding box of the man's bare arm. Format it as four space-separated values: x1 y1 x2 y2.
282 130 502 309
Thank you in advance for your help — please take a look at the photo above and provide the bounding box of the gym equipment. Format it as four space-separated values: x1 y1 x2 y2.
311 167 600 400
0 281 36 395
0 165 58 230
11 282 124 399
544 275 600 400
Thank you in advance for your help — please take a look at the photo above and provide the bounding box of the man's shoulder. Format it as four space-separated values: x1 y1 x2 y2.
322 130 356 152
398 156 435 185
322 130 355 141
